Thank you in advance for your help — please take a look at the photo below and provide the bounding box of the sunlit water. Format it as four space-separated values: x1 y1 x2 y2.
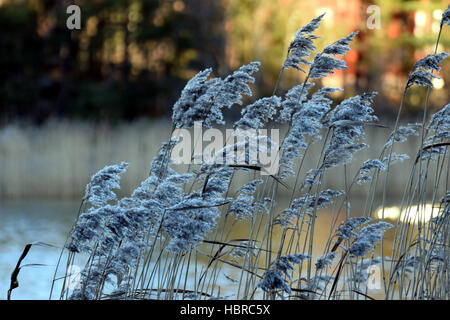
0 199 402 300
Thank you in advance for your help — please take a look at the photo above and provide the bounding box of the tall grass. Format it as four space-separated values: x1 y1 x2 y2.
43 7 449 300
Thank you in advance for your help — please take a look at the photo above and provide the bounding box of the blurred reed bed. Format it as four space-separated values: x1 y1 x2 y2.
0 120 170 199
0 120 422 200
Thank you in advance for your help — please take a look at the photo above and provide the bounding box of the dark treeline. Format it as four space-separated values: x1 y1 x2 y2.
0 0 449 125
0 0 226 124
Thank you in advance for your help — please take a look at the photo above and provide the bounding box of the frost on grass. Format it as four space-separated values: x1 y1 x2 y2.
258 254 310 296
172 62 260 128
335 217 371 241
292 189 343 213
332 218 392 258
309 32 358 79
282 14 324 72
322 93 378 169
68 140 235 297
163 198 222 252
228 180 263 220
83 162 129 207
277 29 359 180
277 82 315 123
230 241 259 260
228 196 258 220
382 152 410 166
238 179 263 195
384 123 420 149
234 96 281 129
422 103 450 161
275 189 343 226
443 5 450 26
407 53 448 88
279 87 341 180
315 251 338 270
357 159 386 185
427 102 450 140
348 222 393 257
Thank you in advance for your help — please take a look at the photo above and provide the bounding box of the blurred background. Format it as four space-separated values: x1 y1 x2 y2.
0 0 449 199
0 0 449 125
0 0 449 299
